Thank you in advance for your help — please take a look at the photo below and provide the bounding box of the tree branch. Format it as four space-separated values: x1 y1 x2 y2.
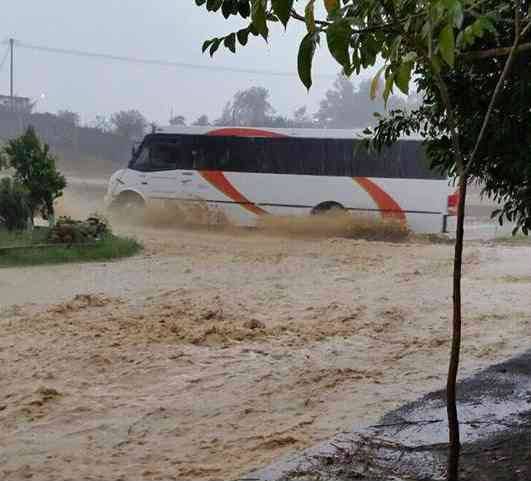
290 9 330 27
463 42 531 59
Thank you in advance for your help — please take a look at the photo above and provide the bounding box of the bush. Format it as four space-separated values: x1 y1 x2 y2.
48 215 110 244
3 126 66 222
0 178 31 231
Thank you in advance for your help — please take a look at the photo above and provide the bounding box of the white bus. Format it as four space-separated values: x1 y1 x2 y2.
105 126 458 233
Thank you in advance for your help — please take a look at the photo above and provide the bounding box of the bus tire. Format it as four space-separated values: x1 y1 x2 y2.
311 201 345 216
108 192 146 222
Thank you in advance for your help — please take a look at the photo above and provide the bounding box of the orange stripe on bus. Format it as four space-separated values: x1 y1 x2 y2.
199 171 268 216
207 128 287 138
354 177 406 221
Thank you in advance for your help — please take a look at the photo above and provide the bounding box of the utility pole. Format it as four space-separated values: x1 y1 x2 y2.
9 38 14 112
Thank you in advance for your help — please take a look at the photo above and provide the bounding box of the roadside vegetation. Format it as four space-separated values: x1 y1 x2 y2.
0 127 141 267
0 228 141 268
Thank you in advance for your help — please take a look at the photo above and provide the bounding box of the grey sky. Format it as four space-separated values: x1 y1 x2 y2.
2 1 377 125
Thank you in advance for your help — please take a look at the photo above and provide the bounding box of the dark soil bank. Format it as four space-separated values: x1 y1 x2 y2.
250 351 531 481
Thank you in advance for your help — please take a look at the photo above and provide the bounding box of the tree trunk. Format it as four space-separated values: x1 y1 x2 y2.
447 175 468 481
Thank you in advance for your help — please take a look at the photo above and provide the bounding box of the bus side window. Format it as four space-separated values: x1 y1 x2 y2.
217 138 233 171
255 138 270 173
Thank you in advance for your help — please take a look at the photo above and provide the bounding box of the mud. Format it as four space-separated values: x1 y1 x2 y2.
1 181 530 481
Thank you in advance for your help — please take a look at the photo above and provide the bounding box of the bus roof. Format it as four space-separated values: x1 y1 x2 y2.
156 125 423 141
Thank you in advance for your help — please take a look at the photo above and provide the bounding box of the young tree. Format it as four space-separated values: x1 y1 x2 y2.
215 86 275 126
292 106 314 127
195 1 531 479
192 114 211 126
3 126 66 225
111 110 148 139
169 115 187 126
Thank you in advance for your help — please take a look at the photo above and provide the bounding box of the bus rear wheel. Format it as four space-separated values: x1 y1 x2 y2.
311 201 346 216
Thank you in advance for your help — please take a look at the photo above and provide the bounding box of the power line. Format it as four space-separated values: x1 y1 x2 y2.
9 39 337 79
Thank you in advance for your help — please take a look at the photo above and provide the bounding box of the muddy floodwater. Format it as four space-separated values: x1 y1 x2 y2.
1 185 530 481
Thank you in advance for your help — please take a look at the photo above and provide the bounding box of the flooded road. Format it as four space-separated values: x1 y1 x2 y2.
0 183 530 481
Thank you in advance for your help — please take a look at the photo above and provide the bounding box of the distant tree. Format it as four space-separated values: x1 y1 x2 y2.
192 114 210 126
269 115 290 128
56 110 80 126
91 115 113 133
291 106 315 128
315 75 405 129
216 87 274 126
111 110 148 139
3 126 66 224
169 115 186 126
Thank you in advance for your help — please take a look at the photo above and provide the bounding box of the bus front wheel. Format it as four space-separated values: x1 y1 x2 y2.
108 192 146 223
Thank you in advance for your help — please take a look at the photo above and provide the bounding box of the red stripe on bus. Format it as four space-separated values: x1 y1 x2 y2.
199 171 268 216
354 177 406 221
207 128 288 138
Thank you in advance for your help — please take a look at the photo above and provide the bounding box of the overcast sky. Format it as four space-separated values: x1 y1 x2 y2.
2 1 378 125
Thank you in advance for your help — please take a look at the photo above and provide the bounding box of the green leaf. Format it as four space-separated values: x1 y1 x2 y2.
395 62 413 95
224 33 236 53
439 23 455 66
195 0 207 5
479 16 496 34
383 72 395 103
370 65 386 100
443 0 463 28
324 0 339 14
206 0 223 11
209 38 222 56
298 33 317 90
326 20 351 68
251 0 268 40
305 0 316 33
202 39 214 53
238 1 251 18
431 55 442 73
222 0 234 18
402 51 418 63
272 0 294 27
237 28 250 46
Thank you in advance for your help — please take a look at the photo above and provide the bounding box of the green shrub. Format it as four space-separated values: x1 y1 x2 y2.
3 126 66 222
0 178 31 231
48 215 110 244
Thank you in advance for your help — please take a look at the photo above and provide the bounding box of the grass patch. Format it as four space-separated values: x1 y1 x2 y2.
0 229 141 268
0 227 49 247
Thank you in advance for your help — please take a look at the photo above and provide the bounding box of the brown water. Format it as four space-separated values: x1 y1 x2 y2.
1 184 530 481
